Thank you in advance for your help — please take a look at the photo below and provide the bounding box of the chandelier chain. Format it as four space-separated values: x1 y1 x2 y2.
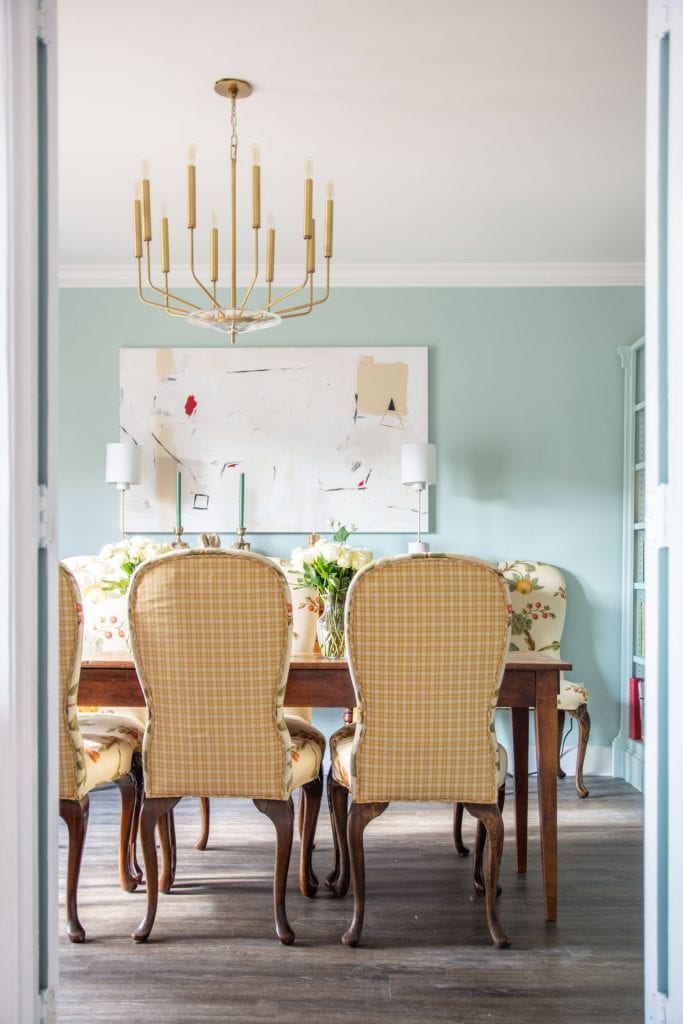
230 93 238 162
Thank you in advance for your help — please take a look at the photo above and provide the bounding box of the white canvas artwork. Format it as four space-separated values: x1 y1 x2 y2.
119 346 429 533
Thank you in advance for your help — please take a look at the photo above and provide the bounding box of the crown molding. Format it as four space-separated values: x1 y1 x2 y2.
58 261 645 289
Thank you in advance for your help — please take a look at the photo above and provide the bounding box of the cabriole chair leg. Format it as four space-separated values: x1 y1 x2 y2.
341 801 389 947
195 797 210 850
114 771 140 892
132 795 180 943
254 797 296 945
463 802 510 948
325 775 351 897
60 795 90 943
299 767 323 897
571 704 591 798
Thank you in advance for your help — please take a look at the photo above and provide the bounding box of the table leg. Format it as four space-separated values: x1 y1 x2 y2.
535 669 559 922
511 707 529 874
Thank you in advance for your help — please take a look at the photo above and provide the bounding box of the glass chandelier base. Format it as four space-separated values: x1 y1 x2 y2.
187 307 282 334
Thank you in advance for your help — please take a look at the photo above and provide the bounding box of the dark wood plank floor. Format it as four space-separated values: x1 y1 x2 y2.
58 776 643 1024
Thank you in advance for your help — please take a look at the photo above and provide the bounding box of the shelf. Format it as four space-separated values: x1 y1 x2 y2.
635 400 646 412
633 656 645 666
633 582 645 590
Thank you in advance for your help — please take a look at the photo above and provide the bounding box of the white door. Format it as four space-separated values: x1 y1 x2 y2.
644 2 683 1021
0 0 59 1020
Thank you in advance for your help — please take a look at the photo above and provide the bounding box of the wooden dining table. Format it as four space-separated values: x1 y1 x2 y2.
79 649 571 922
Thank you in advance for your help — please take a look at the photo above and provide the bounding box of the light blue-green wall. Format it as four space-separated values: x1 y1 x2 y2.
59 285 644 758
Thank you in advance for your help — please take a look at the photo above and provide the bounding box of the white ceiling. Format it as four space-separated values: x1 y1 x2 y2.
57 0 646 283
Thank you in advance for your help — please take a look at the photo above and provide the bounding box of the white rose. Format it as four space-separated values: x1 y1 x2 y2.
351 548 373 571
337 547 353 569
290 546 316 571
319 542 342 564
99 544 114 560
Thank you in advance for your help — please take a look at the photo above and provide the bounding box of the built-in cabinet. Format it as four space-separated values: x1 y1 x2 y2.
613 336 645 791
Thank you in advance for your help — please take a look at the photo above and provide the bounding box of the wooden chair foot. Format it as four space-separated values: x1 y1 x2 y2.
60 795 89 943
464 802 510 948
132 796 179 943
195 797 210 850
572 704 591 798
325 775 350 896
453 801 469 856
341 801 389 947
299 768 323 897
254 797 296 944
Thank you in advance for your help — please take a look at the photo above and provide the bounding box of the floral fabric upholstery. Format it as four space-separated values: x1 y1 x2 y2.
330 553 511 805
270 557 319 722
61 554 131 656
128 548 325 800
59 563 142 800
497 560 589 712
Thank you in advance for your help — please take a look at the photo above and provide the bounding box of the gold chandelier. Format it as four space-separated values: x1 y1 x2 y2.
132 78 334 344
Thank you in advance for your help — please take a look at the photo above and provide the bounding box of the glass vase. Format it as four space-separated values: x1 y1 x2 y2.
317 592 346 659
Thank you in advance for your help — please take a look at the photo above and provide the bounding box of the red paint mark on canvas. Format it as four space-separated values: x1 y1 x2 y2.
357 480 366 489
184 394 198 417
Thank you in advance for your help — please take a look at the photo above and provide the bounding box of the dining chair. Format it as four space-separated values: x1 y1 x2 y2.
127 547 326 944
326 553 512 948
500 559 590 797
58 563 145 942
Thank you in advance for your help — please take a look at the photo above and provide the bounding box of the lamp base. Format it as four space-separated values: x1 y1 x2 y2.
408 541 430 554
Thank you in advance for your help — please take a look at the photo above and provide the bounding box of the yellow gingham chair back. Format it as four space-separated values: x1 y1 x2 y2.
346 553 511 805
128 548 295 799
59 563 87 800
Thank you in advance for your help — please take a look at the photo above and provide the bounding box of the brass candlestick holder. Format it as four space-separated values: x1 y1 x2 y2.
232 526 251 551
171 525 189 549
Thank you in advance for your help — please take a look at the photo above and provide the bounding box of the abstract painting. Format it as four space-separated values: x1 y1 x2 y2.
119 347 429 533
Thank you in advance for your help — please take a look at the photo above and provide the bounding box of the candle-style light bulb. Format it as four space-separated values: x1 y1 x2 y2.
252 144 261 166
142 159 150 180
187 143 197 166
326 180 335 200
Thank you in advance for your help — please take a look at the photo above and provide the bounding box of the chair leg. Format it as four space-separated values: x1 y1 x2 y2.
453 801 469 856
341 801 389 947
129 751 144 882
464 802 510 948
299 767 323 898
557 710 567 779
132 796 179 943
59 795 90 943
325 775 351 897
158 810 177 893
254 797 296 945
473 782 506 895
195 797 210 850
571 704 591 798
114 772 140 892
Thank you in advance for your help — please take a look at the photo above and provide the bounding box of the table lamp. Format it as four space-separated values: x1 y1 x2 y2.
105 441 142 538
401 442 436 553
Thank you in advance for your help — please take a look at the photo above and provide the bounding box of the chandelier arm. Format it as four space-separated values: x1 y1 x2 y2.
136 259 194 316
239 229 260 311
260 271 310 311
144 243 201 311
278 261 331 317
189 230 222 309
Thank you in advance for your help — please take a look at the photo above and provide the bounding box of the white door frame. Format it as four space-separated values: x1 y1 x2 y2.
0 0 59 1020
644 1 683 1020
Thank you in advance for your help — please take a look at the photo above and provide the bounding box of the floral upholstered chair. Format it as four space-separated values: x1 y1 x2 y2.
499 559 591 798
326 553 512 949
58 563 145 942
127 548 326 945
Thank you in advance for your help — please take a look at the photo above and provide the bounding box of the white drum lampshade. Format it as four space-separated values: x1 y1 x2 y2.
105 442 142 491
401 442 436 553
106 441 142 538
401 442 437 487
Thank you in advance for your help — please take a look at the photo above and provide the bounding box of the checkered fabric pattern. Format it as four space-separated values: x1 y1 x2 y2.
59 564 87 800
498 560 589 711
337 553 512 805
128 548 324 799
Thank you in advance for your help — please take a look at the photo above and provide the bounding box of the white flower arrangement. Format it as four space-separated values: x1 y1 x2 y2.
290 520 372 599
99 535 172 596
